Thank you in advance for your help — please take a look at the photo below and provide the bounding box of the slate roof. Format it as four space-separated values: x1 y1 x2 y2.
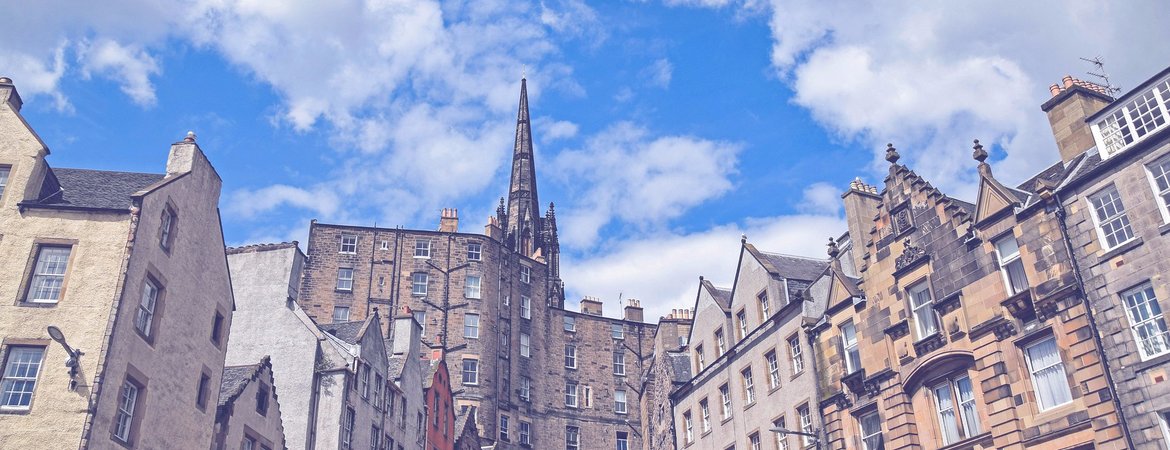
756 251 829 281
423 359 441 389
23 167 164 211
219 363 260 407
387 355 407 379
703 281 733 310
667 353 692 384
1064 149 1106 187
321 321 365 344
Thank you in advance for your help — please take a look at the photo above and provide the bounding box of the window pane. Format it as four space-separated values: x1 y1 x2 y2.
1026 338 1072 409
1 347 45 409
29 247 71 302
1123 285 1170 359
955 376 981 436
933 382 961 444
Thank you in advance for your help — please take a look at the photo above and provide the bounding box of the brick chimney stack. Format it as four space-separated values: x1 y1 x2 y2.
623 298 644 323
0 77 23 112
1042 75 1114 163
439 208 459 232
580 296 603 316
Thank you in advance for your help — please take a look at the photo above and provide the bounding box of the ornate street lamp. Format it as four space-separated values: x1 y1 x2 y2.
47 325 83 390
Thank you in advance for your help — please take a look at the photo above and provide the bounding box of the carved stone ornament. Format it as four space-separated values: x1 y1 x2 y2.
993 320 1017 340
912 332 947 357
1000 290 1036 322
1034 293 1065 322
895 238 928 271
884 319 910 340
842 369 868 395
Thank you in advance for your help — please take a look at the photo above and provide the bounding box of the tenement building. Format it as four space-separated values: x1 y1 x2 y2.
297 78 654 449
0 77 234 448
809 134 1130 448
671 240 828 450
225 243 426 450
640 308 693 450
1046 66 1170 447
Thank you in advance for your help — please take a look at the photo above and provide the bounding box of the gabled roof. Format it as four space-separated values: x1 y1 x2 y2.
387 355 407 380
21 167 164 211
700 279 733 311
423 359 443 389
749 246 829 281
218 356 276 408
667 352 693 384
321 320 366 345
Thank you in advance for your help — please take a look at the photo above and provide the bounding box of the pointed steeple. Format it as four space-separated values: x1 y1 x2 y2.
507 77 542 255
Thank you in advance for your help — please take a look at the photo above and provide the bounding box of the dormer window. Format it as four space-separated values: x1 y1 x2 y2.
1092 78 1170 158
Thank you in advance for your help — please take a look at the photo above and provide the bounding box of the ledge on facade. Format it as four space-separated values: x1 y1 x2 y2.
933 292 962 315
863 368 895 397
841 369 867 395
1094 237 1143 267
1130 351 1170 374
912 332 947 357
884 319 910 340
1000 290 1036 322
819 391 851 411
938 431 993 450
969 314 1008 340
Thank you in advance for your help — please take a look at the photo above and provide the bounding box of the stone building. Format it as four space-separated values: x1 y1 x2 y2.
296 78 653 450
671 240 828 450
808 133 1129 449
225 243 425 450
0 77 234 449
213 356 286 450
453 409 480 450
1045 66 1170 447
639 309 693 450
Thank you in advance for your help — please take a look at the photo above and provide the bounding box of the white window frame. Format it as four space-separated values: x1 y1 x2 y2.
340 235 358 254
567 426 581 450
380 240 389 251
520 265 531 284
520 333 530 357
135 278 160 336
26 246 71 303
465 275 481 299
695 345 705 372
565 381 578 407
414 240 430 258
742 367 756 404
774 417 789 450
737 310 748 340
613 351 625 376
336 267 354 291
565 344 577 369
798 404 814 447
519 376 531 402
788 335 804 374
467 242 482 261
1146 154 1170 223
758 291 770 319
0 166 9 198
617 431 629 450
1024 336 1073 411
1087 185 1136 250
859 411 883 450
909 282 938 339
932 374 980 445
1122 283 1170 360
521 296 531 319
1 346 45 411
683 412 694 443
519 421 531 445
766 350 781 389
333 306 350 322
749 433 761 450
614 389 627 414
841 321 861 374
719 383 732 419
114 380 140 442
1091 77 1170 158
612 323 624 340
461 359 479 385
159 206 175 250
993 235 1029 296
699 399 711 432
564 316 576 332
715 328 726 356
499 414 509 442
341 407 355 449
464 314 480 339
411 273 428 296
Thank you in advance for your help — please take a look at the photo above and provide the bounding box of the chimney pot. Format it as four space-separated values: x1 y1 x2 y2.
0 76 23 112
1063 75 1075 88
439 208 459 232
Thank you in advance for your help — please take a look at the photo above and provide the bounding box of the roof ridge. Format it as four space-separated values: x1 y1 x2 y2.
755 249 828 261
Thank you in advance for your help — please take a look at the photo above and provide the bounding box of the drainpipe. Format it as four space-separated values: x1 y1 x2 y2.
1053 193 1135 448
805 323 827 450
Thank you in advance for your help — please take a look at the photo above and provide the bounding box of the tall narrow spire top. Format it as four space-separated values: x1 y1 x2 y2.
506 78 541 255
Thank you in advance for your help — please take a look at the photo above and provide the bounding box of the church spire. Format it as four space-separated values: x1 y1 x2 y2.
507 77 542 255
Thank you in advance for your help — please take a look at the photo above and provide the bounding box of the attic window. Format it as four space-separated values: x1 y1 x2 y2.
1093 77 1170 159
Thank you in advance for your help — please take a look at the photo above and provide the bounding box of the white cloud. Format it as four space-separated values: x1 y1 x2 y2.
797 182 842 216
563 213 843 322
760 1 1170 194
551 122 742 248
539 0 606 43
226 184 341 219
535 118 580 143
642 58 673 89
77 39 161 106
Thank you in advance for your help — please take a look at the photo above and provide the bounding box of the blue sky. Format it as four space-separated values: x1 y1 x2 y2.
5 0 1170 320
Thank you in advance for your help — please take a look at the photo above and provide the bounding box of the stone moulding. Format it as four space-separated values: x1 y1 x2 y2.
841 369 867 396
893 239 929 277
912 332 947 356
1000 289 1036 322
884 319 910 340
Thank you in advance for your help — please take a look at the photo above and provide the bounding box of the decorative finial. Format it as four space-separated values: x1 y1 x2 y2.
0 77 12 84
522 65 527 80
885 143 900 164
741 234 747 244
827 237 840 258
184 131 196 143
972 139 988 163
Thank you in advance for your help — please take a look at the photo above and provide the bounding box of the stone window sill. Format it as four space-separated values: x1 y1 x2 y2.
1097 237 1143 262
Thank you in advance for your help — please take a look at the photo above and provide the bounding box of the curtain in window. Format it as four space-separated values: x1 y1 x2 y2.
1027 339 1072 408
955 377 980 436
933 383 961 444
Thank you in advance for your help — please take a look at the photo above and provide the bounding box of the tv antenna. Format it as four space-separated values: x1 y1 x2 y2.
1080 56 1122 95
